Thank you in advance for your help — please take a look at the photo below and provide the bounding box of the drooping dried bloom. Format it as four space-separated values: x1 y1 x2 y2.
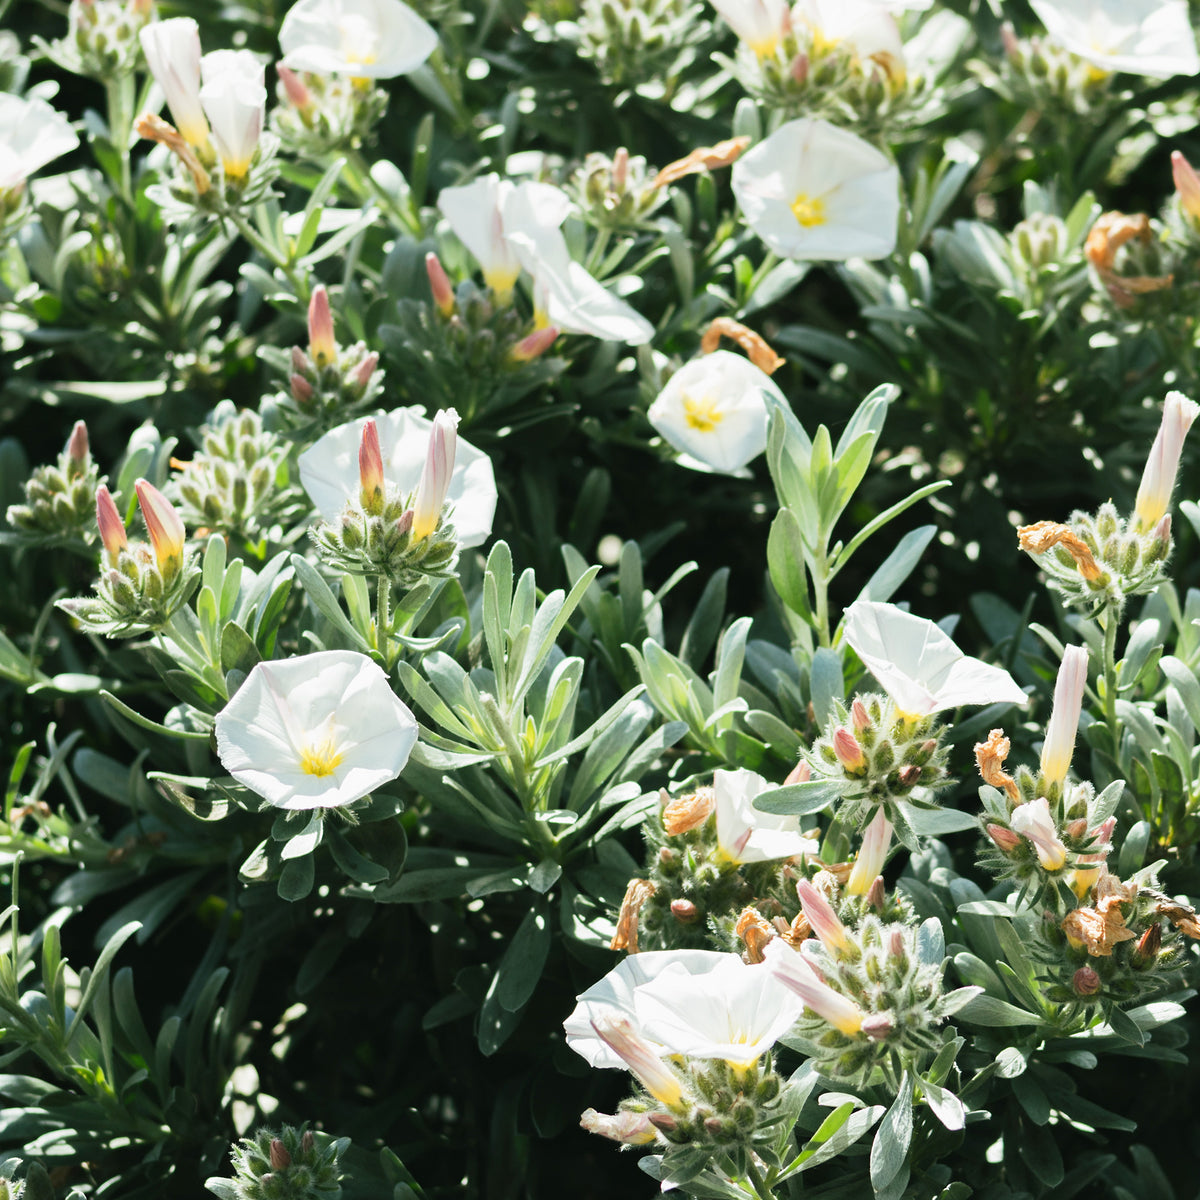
1017 521 1103 581
698 316 785 374
1062 901 1137 956
580 1108 656 1145
662 785 715 835
610 878 656 953
653 136 751 188
736 906 776 963
975 728 1019 801
1085 212 1173 308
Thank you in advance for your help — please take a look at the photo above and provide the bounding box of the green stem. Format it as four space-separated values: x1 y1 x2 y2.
742 1158 778 1200
812 537 831 648
226 208 306 296
586 228 612 277
105 75 133 202
345 148 420 236
1100 603 1120 756
376 575 392 667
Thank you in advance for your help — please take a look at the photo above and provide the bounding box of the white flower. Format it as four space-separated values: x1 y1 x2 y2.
731 118 900 261
214 649 418 809
199 50 267 179
279 0 438 78
1134 390 1200 529
0 94 79 193
632 954 804 1069
843 600 1027 716
299 409 496 547
411 408 459 541
1010 797 1068 871
710 0 791 56
564 949 735 1067
1040 645 1088 786
140 18 210 149
1028 0 1199 78
437 175 654 344
846 806 892 896
792 0 905 76
714 767 819 863
647 351 784 474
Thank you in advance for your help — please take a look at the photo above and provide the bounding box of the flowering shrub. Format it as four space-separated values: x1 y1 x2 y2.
4 0 1200 1197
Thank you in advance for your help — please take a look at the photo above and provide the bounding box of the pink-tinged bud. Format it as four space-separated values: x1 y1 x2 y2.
791 52 809 83
670 899 699 924
846 808 892 896
1090 816 1116 847
300 1131 314 1155
1172 150 1200 221
580 1108 656 1145
764 940 863 1035
290 373 314 405
1132 921 1162 967
832 727 866 773
269 1139 291 1171
851 698 871 731
1072 966 1101 995
647 1113 677 1133
1135 391 1200 530
612 146 629 191
395 508 414 536
866 875 886 911
135 479 186 578
1065 817 1088 839
66 420 89 465
591 1014 685 1108
307 285 337 368
509 325 560 364
277 65 312 111
95 485 128 564
796 879 851 955
986 823 1022 853
291 345 308 373
897 764 921 788
359 419 385 511
411 408 459 541
352 351 379 389
887 927 906 958
783 759 811 786
1040 645 1088 786
658 847 676 866
425 251 455 317
1010 797 1068 870
861 1013 893 1041
1000 21 1019 57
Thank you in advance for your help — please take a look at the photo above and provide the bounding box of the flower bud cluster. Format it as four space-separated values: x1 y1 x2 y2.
385 266 563 423
58 481 198 636
567 149 667 232
5 421 102 541
51 0 155 79
274 287 383 435
173 402 293 541
575 0 706 90
219 1122 346 1200
270 69 389 159
1018 502 1172 615
988 28 1113 117
1034 870 1196 1011
1011 211 1070 275
804 693 951 828
770 915 954 1087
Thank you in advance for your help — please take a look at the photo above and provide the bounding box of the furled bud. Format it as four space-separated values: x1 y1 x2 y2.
1131 921 1162 968
861 1013 893 1041
986 822 1021 852
846 808 892 897
426 251 456 317
1010 797 1067 870
411 408 459 541
851 698 871 731
671 899 699 924
783 759 811 786
308 285 337 368
1072 966 1101 995
66 420 89 468
832 727 866 773
95 485 128 564
796 879 851 956
270 1139 291 1171
134 479 185 579
591 1014 685 1107
1134 391 1200 530
277 64 312 111
509 325 560 364
1172 150 1200 221
352 351 380 389
763 940 863 1035
358 418 385 512
290 373 314 405
1040 645 1088 787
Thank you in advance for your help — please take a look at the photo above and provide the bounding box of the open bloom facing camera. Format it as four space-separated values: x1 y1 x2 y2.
279 0 438 78
214 650 418 809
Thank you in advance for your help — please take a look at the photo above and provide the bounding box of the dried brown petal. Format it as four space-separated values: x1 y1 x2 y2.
135 113 211 195
662 786 714 835
1017 521 1103 581
698 317 785 375
736 906 775 963
653 137 751 188
610 878 656 953
974 728 1020 801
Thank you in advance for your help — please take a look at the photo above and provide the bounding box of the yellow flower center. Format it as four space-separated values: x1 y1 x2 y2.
682 392 725 433
747 33 779 59
791 192 826 228
299 735 344 778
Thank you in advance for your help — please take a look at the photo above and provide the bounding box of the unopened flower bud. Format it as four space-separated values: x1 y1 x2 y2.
66 420 89 468
135 479 185 579
426 251 456 317
897 764 921 788
796 879 851 955
1072 966 1101 995
277 64 312 111
1000 21 1019 57
358 418 385 512
861 1013 893 1041
791 52 809 82
612 146 629 191
671 899 699 924
1135 391 1200 530
1173 150 1200 221
851 698 871 731
291 345 308 374
1065 817 1088 838
308 285 337 368
647 1112 678 1132
353 351 379 388
411 408 459 541
987 822 1021 851
1132 921 1162 967
887 927 906 958
866 876 886 911
833 727 866 774
95 484 128 564
270 1139 291 1171
301 1131 314 1155
783 759 811 786
395 508 414 536
509 325 560 364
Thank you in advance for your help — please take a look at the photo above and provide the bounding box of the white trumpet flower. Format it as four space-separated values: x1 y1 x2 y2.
713 768 819 864
1039 645 1088 786
215 650 418 809
1134 390 1200 529
647 351 784 474
199 50 267 179
0 94 79 193
279 0 438 78
843 600 1027 716
732 118 900 261
139 17 210 148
